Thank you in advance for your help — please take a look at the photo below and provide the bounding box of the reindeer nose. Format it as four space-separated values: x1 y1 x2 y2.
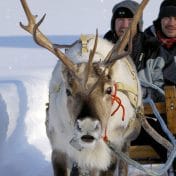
76 119 101 144
76 119 101 132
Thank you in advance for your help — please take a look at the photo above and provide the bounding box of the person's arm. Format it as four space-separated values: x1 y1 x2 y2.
138 56 165 100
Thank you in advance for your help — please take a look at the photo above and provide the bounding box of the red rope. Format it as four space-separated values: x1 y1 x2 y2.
103 83 126 141
103 128 108 142
111 84 125 121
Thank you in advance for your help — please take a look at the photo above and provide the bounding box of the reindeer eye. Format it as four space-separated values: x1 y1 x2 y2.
66 89 72 96
105 87 112 95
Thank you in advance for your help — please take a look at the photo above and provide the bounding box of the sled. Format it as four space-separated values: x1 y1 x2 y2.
130 85 176 163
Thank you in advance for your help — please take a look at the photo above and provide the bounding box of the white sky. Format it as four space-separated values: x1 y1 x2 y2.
0 0 161 36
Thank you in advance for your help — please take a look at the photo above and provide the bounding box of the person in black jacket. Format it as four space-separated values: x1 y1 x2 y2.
104 0 144 66
137 0 176 102
133 0 176 174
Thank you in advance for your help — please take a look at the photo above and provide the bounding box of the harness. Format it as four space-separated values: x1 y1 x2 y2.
103 58 140 142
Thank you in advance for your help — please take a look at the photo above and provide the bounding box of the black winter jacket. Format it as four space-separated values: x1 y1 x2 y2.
138 25 176 101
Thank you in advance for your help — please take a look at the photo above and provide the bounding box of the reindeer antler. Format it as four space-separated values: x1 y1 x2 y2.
84 29 98 88
19 0 76 73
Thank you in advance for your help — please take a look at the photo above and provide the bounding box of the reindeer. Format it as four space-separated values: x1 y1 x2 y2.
20 0 163 175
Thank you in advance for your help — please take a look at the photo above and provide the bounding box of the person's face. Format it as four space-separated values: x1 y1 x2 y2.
161 16 176 38
115 18 133 38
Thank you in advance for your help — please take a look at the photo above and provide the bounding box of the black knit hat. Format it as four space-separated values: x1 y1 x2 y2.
158 0 176 19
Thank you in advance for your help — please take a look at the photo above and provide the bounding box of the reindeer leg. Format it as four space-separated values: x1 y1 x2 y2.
118 160 128 176
118 143 129 176
52 150 67 176
99 171 112 176
89 169 101 176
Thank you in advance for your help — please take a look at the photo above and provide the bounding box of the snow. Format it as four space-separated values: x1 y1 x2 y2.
0 67 54 176
0 0 168 176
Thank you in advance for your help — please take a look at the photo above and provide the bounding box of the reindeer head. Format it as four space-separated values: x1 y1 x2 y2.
60 36 116 149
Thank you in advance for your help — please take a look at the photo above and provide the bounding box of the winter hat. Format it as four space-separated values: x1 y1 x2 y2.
158 0 176 19
113 7 134 18
111 0 143 32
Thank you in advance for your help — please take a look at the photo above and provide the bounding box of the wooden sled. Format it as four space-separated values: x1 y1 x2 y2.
130 86 176 164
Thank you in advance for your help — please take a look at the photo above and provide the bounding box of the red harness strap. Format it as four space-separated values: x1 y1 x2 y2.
111 83 125 120
103 83 125 142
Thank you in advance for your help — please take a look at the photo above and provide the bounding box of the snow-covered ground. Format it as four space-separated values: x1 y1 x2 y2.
1 0 172 176
0 49 55 176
